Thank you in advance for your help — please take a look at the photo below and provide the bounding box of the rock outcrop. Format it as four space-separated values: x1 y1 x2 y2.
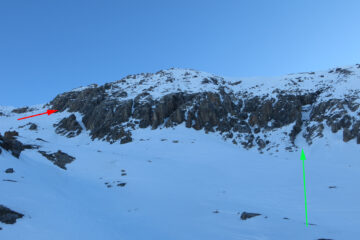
54 114 82 138
11 107 33 114
38 150 75 169
0 133 25 158
47 67 360 151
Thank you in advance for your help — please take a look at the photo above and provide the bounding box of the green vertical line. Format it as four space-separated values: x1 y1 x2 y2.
301 149 308 226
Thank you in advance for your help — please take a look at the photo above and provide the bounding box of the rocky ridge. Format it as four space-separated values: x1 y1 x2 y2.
47 65 360 151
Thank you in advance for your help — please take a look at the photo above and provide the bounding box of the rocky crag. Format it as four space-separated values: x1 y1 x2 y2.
46 65 360 152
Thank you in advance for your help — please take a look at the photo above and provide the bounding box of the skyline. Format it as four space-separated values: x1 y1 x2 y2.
1 0 360 106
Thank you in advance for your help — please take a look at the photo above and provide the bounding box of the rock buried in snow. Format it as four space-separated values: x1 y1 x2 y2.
3 179 17 182
5 168 14 173
240 211 261 220
0 205 24 224
38 150 75 170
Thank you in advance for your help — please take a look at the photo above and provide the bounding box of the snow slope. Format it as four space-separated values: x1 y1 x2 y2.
1 105 360 240
98 65 360 102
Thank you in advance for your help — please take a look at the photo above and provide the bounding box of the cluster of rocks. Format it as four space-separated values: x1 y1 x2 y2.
103 169 127 188
0 131 25 158
53 114 82 138
38 150 75 170
306 98 360 144
48 70 360 151
0 131 39 158
104 181 127 188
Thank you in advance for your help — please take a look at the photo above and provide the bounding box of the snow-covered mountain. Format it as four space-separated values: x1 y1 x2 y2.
1 65 360 240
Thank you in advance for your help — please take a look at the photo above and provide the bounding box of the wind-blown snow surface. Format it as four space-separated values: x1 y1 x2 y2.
1 108 360 240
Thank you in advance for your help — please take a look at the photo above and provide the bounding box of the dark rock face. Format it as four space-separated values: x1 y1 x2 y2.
0 205 24 224
48 72 360 150
5 168 14 173
38 150 75 170
51 88 317 147
240 211 261 220
306 99 360 144
54 114 82 138
0 133 25 158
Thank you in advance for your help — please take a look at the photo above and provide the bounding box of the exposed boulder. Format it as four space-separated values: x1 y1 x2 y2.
38 150 75 170
240 211 261 220
29 123 38 130
0 205 24 224
5 168 14 174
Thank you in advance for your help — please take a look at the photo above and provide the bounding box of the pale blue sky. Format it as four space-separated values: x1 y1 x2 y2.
1 0 360 106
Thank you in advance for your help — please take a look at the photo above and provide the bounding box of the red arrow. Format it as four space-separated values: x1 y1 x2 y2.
17 109 58 120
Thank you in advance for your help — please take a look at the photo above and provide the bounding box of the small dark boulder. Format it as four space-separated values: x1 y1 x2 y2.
38 150 75 170
0 205 24 224
5 168 14 174
240 211 261 220
29 123 38 130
